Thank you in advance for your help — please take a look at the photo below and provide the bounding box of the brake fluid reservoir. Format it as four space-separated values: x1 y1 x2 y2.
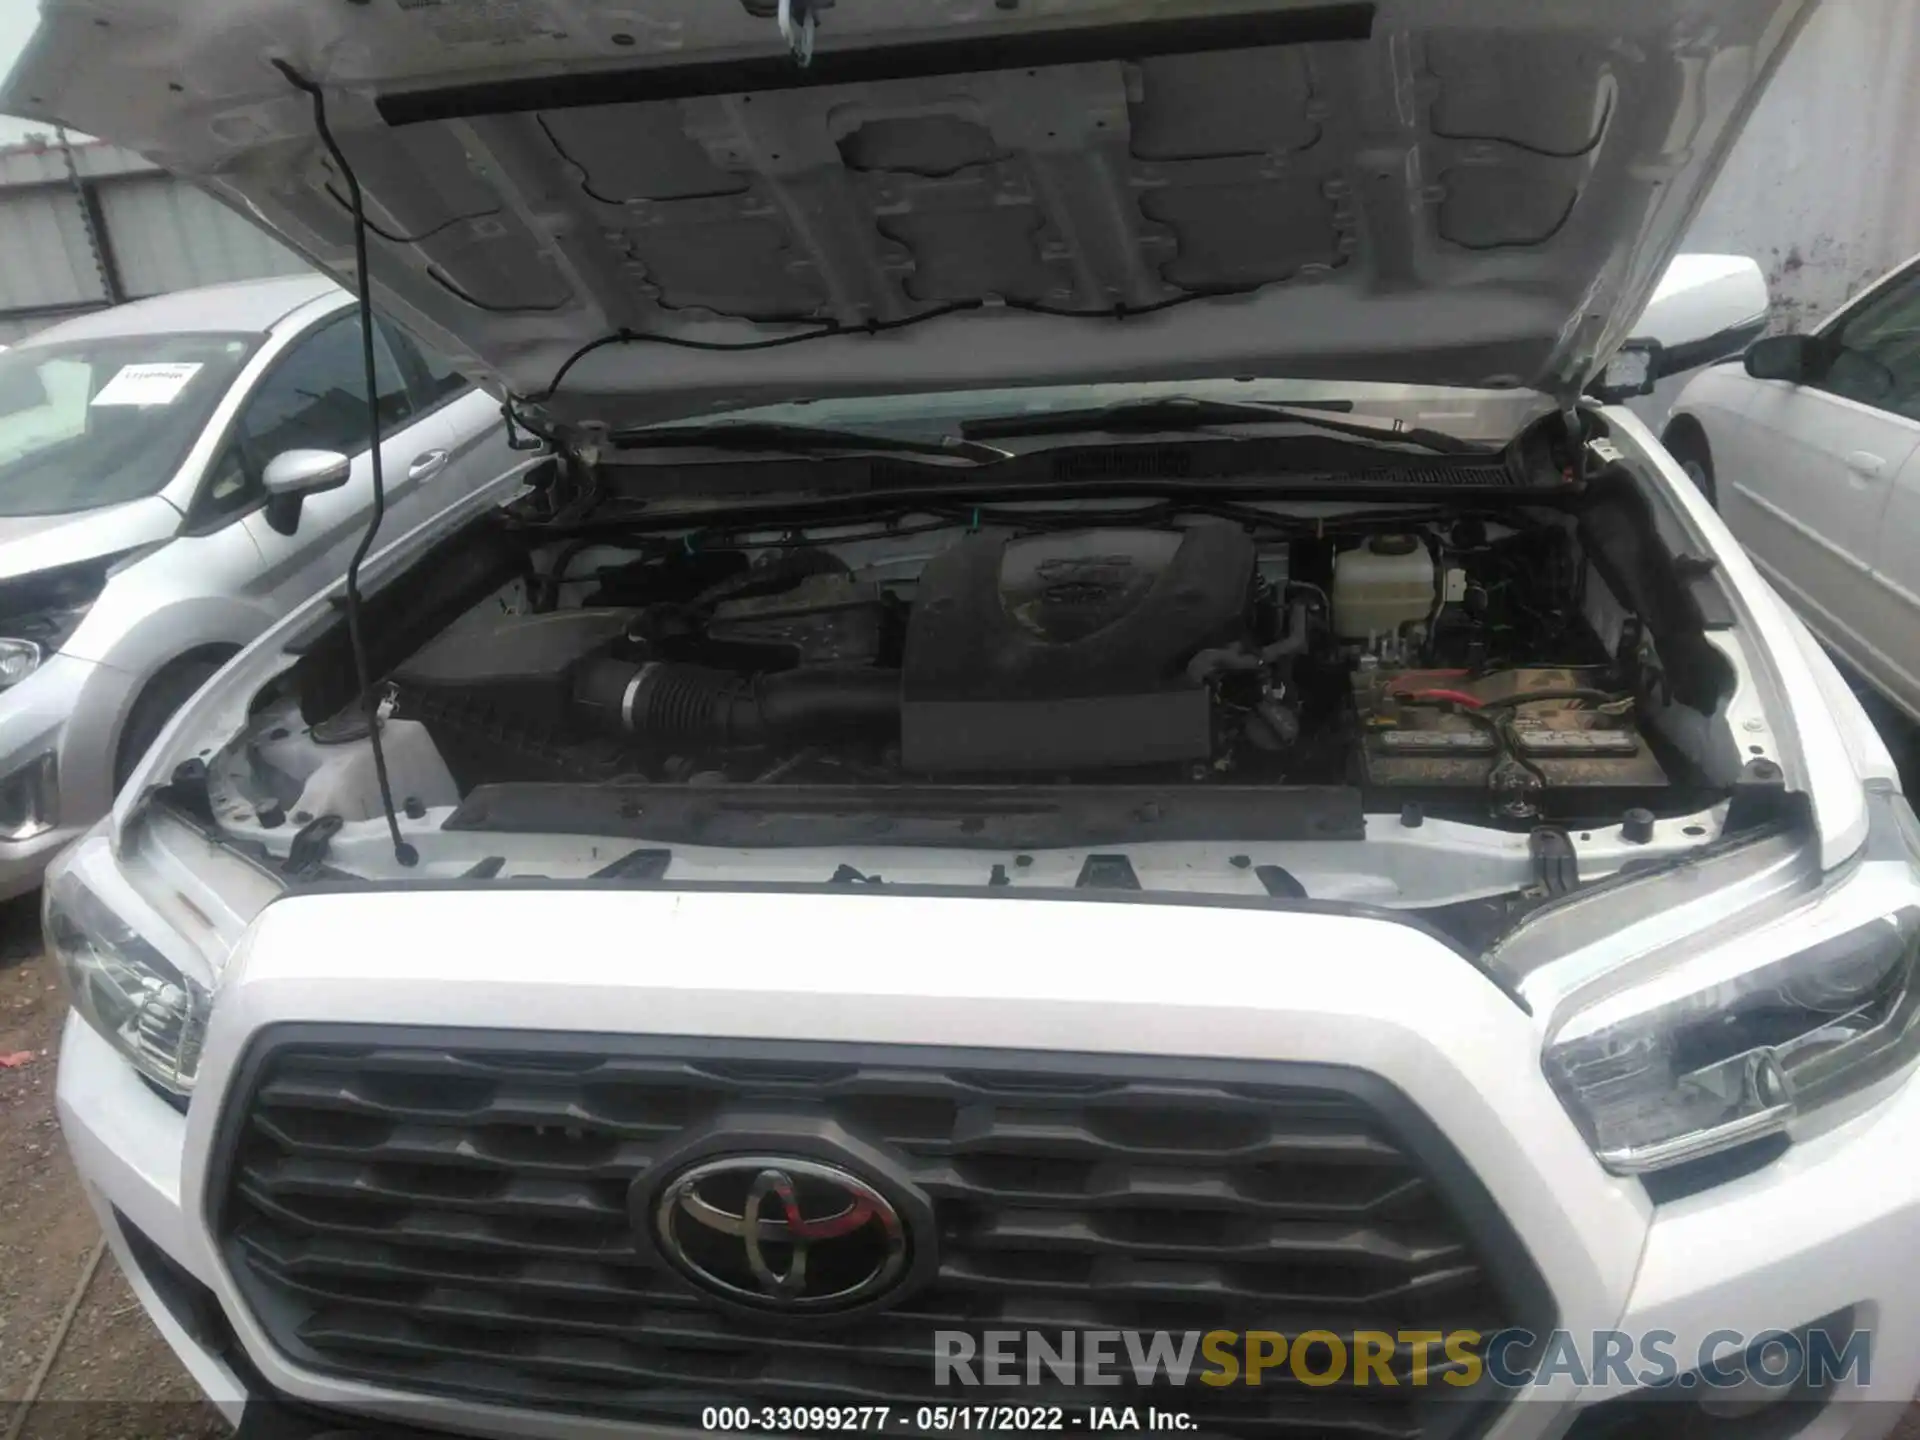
1331 534 1436 641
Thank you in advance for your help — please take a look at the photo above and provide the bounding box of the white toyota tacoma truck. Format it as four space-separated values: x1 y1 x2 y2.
11 2 1920 1438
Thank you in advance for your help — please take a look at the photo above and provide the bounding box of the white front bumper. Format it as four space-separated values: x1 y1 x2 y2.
57 876 1920 1440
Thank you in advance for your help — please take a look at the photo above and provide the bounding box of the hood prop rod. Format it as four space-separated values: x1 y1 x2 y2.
274 60 417 868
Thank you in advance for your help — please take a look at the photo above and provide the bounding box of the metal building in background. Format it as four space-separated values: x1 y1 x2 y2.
1683 0 1920 333
0 135 305 344
97 175 306 297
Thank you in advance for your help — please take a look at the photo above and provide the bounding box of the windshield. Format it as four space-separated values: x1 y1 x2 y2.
661 379 1553 445
0 332 259 517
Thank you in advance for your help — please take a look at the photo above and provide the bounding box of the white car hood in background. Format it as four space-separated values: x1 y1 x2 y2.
5 0 1810 432
0 497 180 583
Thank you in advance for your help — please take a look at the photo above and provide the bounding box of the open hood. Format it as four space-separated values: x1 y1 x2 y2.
5 0 1810 434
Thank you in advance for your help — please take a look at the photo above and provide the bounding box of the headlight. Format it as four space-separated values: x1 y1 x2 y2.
44 867 210 1096
1543 797 1920 1173
0 549 130 684
0 638 42 688
0 611 91 687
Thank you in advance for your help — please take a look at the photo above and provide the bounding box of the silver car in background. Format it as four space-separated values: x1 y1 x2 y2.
0 273 521 897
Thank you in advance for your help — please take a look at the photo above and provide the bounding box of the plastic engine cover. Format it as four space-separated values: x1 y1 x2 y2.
901 522 1255 773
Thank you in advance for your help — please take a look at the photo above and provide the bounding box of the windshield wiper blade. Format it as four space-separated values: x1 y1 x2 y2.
610 420 1010 465
960 395 1487 455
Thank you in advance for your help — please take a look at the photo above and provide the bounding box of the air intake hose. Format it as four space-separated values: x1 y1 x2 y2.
573 660 901 747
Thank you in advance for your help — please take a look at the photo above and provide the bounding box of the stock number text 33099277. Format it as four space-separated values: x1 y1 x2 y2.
702 1406 1196 1432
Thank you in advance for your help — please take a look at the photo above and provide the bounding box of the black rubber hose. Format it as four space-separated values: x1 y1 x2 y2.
755 667 901 739
573 660 900 747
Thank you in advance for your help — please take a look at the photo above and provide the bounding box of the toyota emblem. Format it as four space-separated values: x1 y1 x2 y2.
652 1155 909 1312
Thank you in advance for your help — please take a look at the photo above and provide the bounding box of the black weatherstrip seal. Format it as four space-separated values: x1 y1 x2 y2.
203 1029 1559 1378
378 4 1375 126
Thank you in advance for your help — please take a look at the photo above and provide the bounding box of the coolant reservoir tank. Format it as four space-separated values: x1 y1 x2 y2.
1331 534 1436 641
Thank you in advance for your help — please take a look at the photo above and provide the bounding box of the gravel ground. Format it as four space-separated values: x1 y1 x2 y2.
3 689 1920 1439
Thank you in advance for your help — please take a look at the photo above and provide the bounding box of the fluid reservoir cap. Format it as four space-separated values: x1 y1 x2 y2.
1368 533 1421 556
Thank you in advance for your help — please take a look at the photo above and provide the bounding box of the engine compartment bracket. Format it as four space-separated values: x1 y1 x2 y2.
283 814 343 878
1255 863 1308 899
1076 854 1142 891
1527 825 1579 898
590 847 674 881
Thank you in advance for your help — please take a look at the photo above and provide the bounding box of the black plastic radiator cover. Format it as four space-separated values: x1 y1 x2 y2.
439 781 1366 847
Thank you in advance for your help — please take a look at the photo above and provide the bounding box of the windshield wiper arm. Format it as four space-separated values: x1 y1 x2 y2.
960 395 1487 455
610 420 1011 465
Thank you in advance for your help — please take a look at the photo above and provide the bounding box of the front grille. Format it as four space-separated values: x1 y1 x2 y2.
214 1034 1549 1438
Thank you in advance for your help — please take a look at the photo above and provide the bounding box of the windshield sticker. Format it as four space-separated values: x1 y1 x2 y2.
89 362 205 408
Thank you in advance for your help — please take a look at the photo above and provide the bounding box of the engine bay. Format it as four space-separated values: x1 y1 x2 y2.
237 494 1719 837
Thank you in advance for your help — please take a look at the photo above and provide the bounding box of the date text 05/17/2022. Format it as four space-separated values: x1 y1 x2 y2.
701 1406 1194 1432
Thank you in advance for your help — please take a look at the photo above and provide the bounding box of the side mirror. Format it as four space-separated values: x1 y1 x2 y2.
1631 254 1771 379
1745 333 1896 400
261 448 350 536
1744 333 1818 383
